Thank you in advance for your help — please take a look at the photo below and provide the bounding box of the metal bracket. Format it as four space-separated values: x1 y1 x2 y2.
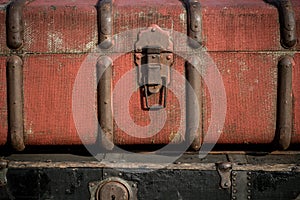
6 0 26 50
276 56 294 150
97 0 113 49
135 25 173 110
0 159 8 186
231 171 252 200
266 0 297 49
7 55 25 151
89 176 137 200
185 0 202 48
216 162 232 189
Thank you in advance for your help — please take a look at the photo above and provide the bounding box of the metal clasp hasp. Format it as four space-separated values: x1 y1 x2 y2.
135 25 173 110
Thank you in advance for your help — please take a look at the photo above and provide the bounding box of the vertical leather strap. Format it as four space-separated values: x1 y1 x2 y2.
276 56 294 150
185 0 202 150
7 55 25 151
265 0 296 149
97 56 114 150
6 0 25 50
6 0 26 151
97 0 113 49
186 56 202 151
266 0 297 49
185 0 202 48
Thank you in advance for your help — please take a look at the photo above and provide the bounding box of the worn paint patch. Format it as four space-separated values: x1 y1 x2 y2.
85 35 97 51
47 31 63 52
179 13 185 22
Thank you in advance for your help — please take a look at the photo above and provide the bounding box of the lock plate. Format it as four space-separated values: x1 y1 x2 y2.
89 177 137 200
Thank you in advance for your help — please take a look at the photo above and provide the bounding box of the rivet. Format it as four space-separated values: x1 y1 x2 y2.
104 173 108 176
247 196 251 199
224 182 229 187
247 189 251 193
232 177 236 181
151 28 156 32
232 196 236 200
247 172 252 175
232 183 237 187
152 55 156 59
247 183 251 186
167 55 172 60
119 172 122 176
233 189 237 193
232 172 237 176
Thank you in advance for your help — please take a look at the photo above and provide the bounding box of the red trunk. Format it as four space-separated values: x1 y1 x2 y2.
0 0 299 150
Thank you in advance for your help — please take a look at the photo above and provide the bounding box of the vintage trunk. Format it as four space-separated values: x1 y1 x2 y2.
0 152 300 199
0 0 299 151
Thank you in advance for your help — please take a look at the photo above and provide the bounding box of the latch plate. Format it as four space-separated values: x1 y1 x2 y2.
216 162 232 189
134 25 173 110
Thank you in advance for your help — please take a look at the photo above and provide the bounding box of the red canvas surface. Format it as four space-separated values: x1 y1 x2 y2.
0 56 7 145
23 54 98 145
0 1 10 54
203 53 277 144
292 53 300 143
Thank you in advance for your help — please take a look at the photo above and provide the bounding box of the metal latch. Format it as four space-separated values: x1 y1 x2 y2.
0 159 8 186
216 162 232 189
135 25 173 110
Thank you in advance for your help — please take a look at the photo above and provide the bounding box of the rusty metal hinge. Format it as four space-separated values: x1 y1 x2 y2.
276 56 294 150
7 55 25 151
266 0 297 49
135 25 173 110
6 0 26 50
185 0 202 48
216 162 232 189
97 0 113 49
0 159 8 186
